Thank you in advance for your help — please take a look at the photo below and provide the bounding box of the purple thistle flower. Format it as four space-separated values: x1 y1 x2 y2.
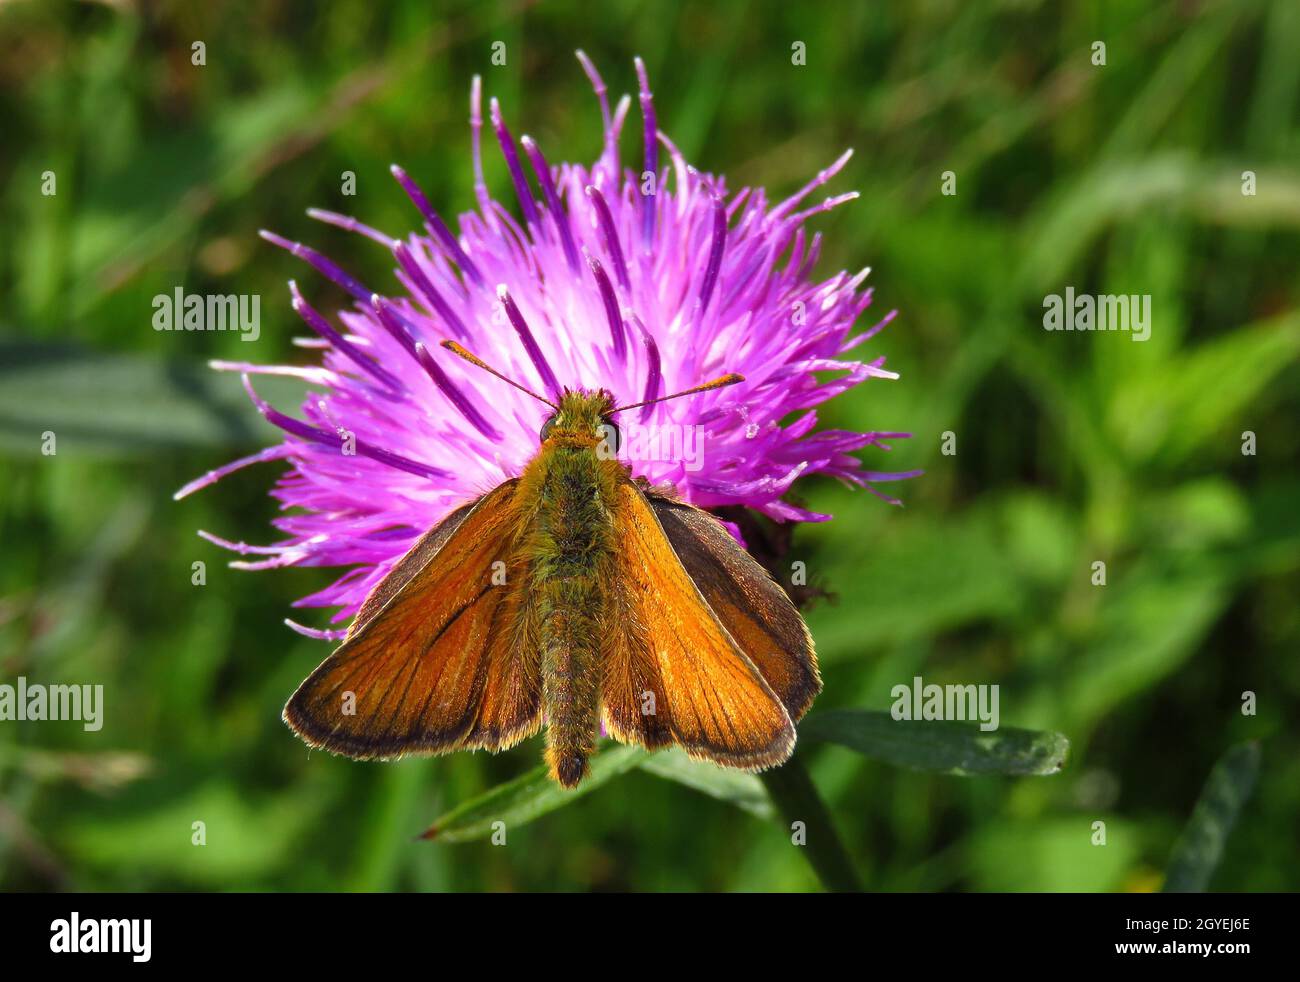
178 55 919 632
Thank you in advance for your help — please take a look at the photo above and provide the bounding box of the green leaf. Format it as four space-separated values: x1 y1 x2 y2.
798 709 1069 776
969 818 1141 892
70 84 316 309
804 511 1025 656
1163 742 1262 893
0 342 304 454
1116 310 1300 466
639 748 774 819
1027 560 1230 734
59 781 322 886
422 744 646 843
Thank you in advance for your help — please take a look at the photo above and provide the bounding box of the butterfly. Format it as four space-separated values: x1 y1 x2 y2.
283 340 820 787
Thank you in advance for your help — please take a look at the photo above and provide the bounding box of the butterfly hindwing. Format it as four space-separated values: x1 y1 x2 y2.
462 545 544 751
282 479 543 758
600 480 795 769
646 489 820 722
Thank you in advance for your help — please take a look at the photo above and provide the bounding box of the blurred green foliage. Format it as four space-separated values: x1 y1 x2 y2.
1 0 1297 892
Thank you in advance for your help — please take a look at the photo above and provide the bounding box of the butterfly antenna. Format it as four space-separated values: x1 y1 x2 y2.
613 373 745 413
440 340 559 409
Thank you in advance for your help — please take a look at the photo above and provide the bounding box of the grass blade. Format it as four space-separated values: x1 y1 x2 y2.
1163 741 1262 893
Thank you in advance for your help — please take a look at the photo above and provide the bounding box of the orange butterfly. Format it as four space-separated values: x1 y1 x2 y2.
283 341 820 787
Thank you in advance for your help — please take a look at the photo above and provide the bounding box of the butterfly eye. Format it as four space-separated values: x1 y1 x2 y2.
539 416 556 443
596 419 621 457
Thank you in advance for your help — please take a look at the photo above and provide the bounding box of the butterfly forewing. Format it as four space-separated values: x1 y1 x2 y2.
346 498 478 638
600 480 796 769
282 479 542 758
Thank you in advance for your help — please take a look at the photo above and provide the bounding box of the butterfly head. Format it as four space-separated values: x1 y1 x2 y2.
540 389 619 449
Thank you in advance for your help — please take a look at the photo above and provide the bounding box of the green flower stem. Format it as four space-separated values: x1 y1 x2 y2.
760 756 863 892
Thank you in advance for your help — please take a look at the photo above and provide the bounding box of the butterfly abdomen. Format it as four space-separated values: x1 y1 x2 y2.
531 446 618 788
